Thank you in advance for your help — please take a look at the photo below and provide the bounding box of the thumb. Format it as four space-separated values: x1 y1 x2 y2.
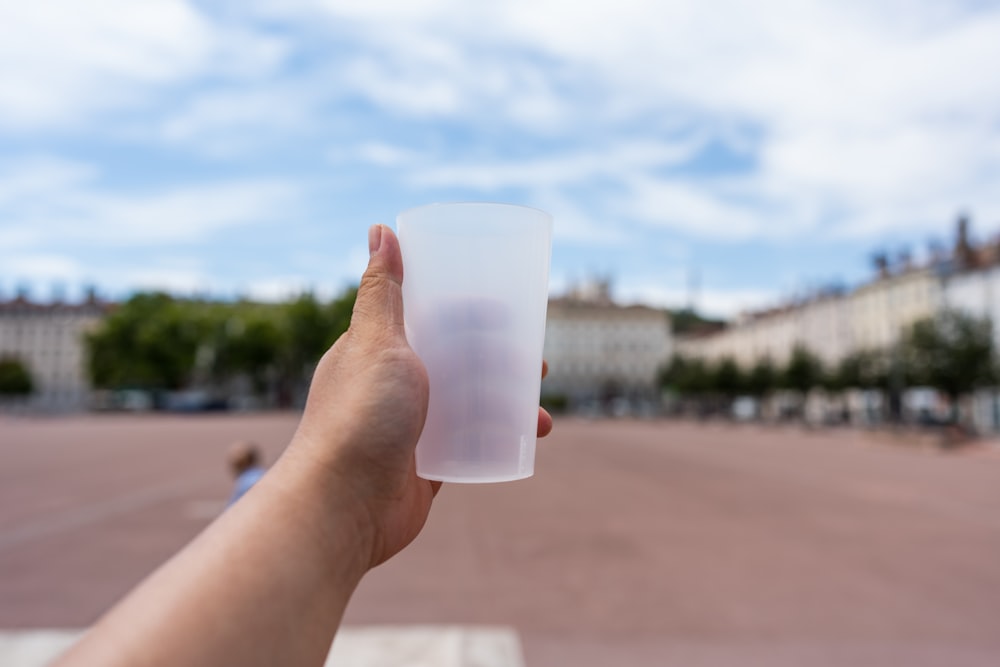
351 224 406 338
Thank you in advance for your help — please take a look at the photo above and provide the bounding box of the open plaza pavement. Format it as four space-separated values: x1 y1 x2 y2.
2 413 1000 666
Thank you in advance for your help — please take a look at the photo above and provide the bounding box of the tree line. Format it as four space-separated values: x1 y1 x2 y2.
85 289 358 405
661 310 996 422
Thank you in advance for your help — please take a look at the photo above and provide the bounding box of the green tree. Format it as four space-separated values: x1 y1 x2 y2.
678 358 710 395
217 314 284 394
659 353 689 390
281 292 335 390
781 345 824 393
0 357 33 396
711 357 745 399
85 287 360 402
327 286 357 342
275 289 357 404
819 366 844 393
902 310 996 420
775 346 825 421
835 349 889 390
670 308 724 336
87 293 205 390
660 354 711 395
745 357 776 399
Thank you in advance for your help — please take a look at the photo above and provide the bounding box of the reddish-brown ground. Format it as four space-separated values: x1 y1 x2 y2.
2 414 1000 666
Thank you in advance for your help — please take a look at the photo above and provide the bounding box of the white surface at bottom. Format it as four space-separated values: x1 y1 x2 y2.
0 626 525 667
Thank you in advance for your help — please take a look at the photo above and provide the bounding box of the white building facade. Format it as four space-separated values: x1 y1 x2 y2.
0 297 108 411
679 268 941 371
542 296 672 409
942 264 1000 349
848 267 941 353
677 296 849 369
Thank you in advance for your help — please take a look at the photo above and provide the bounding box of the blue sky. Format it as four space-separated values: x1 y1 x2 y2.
2 1 1000 317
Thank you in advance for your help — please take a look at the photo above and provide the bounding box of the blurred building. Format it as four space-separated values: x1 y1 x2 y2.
800 291 854 366
677 293 852 368
848 266 940 352
0 293 109 411
940 233 1000 349
678 252 945 370
542 280 672 412
673 216 1000 431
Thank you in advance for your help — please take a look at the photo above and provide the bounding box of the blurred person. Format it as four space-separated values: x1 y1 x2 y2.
53 224 553 667
227 440 267 506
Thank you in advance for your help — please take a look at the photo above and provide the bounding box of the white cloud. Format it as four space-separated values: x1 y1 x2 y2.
0 157 301 248
620 178 770 241
0 0 287 129
409 139 704 191
243 244 368 302
0 157 98 205
340 57 463 117
127 267 212 295
78 182 299 244
154 85 315 155
530 192 630 246
0 253 84 283
284 0 1000 241
8 2 996 245
351 142 422 167
0 249 211 298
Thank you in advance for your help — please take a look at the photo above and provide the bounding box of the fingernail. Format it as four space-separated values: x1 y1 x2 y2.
368 224 382 257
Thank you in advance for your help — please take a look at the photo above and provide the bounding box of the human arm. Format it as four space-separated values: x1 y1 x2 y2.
53 224 551 667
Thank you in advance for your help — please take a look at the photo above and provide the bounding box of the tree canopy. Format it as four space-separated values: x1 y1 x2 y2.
86 289 358 399
902 310 996 400
669 308 725 336
745 357 777 398
711 357 745 398
0 357 33 396
659 354 710 395
833 349 889 391
780 345 825 394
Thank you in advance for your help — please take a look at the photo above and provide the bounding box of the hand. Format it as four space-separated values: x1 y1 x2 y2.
290 224 552 568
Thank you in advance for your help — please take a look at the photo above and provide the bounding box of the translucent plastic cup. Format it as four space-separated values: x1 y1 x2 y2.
397 203 553 483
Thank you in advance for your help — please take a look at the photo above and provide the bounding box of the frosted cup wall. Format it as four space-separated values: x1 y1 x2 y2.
397 203 553 483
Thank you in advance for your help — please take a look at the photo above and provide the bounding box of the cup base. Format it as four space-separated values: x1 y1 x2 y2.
416 470 534 484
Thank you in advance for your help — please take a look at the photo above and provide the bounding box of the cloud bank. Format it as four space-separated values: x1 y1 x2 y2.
2 0 999 314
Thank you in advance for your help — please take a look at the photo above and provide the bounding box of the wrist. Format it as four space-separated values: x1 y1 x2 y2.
269 442 377 583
